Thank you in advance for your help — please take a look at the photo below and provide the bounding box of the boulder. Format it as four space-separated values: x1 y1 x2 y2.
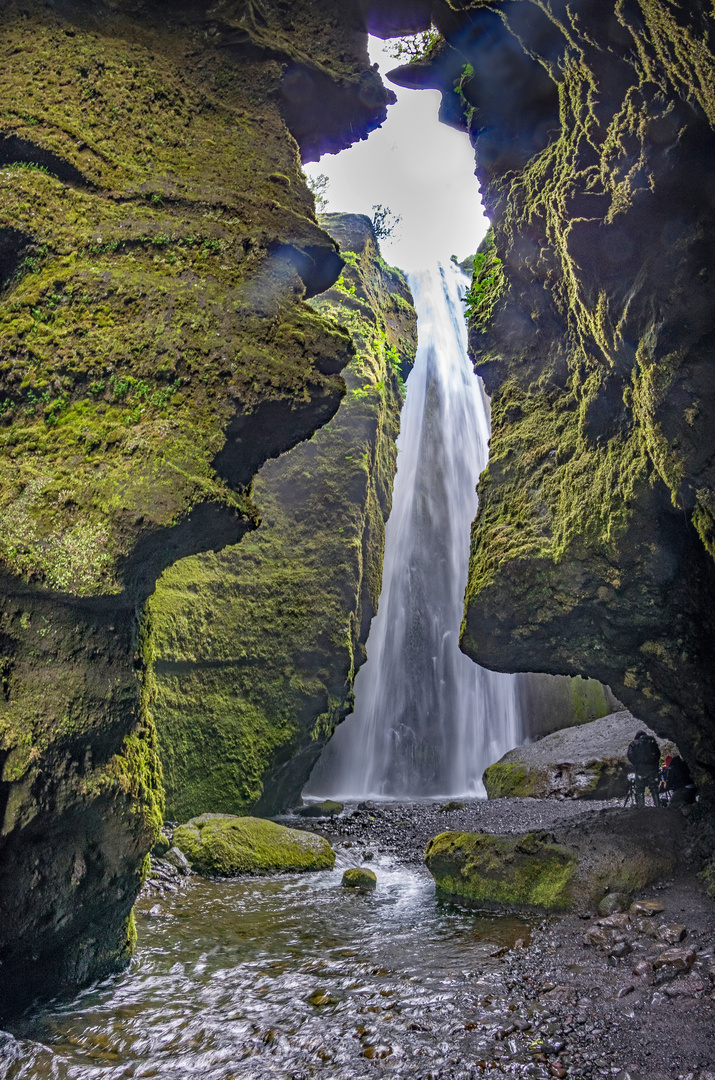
483 711 677 800
172 815 335 876
342 867 377 889
424 807 685 912
296 800 344 818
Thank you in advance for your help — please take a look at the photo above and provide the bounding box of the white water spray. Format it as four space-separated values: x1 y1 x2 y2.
306 263 522 800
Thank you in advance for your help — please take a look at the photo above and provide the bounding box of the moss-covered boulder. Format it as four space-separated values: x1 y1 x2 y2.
150 214 417 818
342 867 377 889
425 808 686 913
425 830 578 911
172 814 335 876
483 711 677 800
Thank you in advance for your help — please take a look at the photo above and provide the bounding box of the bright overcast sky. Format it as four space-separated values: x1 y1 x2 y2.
304 36 490 275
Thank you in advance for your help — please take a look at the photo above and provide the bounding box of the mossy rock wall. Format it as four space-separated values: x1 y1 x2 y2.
150 213 417 818
0 0 397 1016
387 1 715 799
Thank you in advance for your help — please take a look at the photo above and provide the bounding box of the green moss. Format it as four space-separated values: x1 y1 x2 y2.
150 215 417 817
172 814 335 876
123 910 138 956
425 830 577 911
482 761 539 799
461 1 715 647
342 867 377 889
570 676 611 724
0 9 349 595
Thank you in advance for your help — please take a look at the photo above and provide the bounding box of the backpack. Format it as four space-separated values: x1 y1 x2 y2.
664 756 691 791
627 734 660 773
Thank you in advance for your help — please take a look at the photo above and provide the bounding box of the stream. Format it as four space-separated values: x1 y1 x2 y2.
1 848 531 1079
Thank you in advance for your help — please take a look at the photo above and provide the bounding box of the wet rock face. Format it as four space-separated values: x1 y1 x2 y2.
400 1 715 796
0 0 394 1016
149 214 416 820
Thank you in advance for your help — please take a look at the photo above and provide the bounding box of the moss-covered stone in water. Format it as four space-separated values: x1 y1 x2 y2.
172 814 335 876
424 831 577 911
342 867 377 889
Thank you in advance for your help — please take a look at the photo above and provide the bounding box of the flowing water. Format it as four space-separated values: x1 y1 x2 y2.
307 264 521 801
0 268 534 1079
1 850 531 1079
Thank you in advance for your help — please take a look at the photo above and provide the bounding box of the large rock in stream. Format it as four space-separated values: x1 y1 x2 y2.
483 710 677 800
424 808 685 912
172 814 335 876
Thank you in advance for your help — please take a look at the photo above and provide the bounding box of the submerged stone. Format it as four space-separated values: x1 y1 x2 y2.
342 867 377 889
172 814 335 876
424 808 685 913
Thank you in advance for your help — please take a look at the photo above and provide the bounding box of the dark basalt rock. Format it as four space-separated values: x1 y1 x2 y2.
0 0 399 1018
391 1 715 800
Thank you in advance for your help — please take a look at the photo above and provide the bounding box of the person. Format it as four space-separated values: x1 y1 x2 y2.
662 754 696 809
626 731 662 807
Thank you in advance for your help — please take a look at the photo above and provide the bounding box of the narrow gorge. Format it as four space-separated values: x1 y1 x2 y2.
0 2 713 1074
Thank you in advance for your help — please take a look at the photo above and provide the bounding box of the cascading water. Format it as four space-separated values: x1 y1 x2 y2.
306 262 522 801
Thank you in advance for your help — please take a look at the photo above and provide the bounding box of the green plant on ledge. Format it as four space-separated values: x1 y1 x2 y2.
462 230 505 331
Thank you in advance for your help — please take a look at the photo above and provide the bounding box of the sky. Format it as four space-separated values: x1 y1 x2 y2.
303 36 490 275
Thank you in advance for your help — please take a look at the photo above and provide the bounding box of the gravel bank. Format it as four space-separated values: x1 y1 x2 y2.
291 798 715 1080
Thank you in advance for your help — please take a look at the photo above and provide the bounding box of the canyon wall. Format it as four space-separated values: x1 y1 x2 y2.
0 0 402 1015
149 213 416 819
2 0 714 1017
385 0 715 796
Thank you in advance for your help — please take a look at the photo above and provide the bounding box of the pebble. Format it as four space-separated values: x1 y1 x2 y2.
655 922 687 944
629 901 664 917
653 947 696 971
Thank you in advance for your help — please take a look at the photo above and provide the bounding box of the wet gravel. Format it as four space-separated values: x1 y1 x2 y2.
293 796 630 866
288 798 715 1080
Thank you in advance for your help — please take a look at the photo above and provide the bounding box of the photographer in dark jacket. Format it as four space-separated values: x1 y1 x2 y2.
627 731 662 807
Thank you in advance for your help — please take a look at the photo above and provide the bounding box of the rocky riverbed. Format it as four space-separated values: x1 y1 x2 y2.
290 798 715 1080
9 797 709 1080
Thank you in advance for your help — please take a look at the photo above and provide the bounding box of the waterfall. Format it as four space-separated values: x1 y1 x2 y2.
305 263 522 800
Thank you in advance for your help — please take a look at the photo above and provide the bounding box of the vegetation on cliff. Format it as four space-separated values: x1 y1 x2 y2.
149 213 417 819
0 0 397 1016
386 1 715 796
